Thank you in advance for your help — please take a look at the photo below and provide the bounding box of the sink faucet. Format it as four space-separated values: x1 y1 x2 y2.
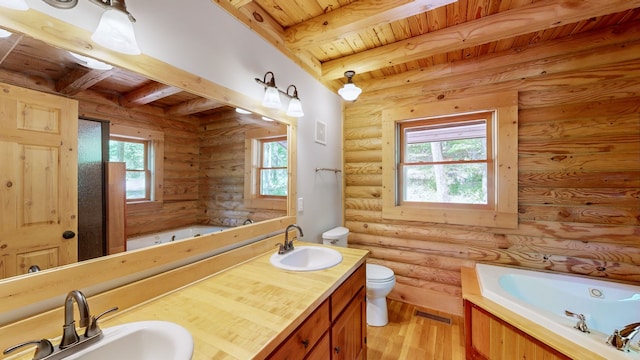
60 290 91 348
607 322 640 351
4 289 118 360
277 224 303 254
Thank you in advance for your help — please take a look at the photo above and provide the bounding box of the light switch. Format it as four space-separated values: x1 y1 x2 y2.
297 197 304 212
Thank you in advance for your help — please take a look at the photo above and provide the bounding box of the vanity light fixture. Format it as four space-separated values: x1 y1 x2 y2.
41 0 141 55
285 85 304 117
90 0 141 55
0 0 28 10
338 70 362 101
255 71 305 117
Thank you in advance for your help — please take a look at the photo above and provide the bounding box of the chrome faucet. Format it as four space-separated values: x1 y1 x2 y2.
276 224 303 254
60 290 91 348
564 310 589 333
607 322 640 351
4 289 118 360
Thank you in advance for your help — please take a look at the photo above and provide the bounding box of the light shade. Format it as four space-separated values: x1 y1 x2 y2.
262 86 281 108
0 29 13 38
286 98 304 117
0 0 28 10
338 70 362 101
91 8 141 55
338 83 362 101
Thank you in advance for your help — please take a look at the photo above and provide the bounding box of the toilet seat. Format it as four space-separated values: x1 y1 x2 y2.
366 264 395 283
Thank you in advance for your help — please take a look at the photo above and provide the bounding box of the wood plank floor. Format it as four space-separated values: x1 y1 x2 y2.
367 300 465 360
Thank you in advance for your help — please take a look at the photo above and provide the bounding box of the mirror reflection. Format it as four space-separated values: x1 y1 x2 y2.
0 32 289 279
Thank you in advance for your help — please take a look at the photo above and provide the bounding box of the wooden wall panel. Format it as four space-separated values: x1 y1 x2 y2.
78 94 200 238
343 22 640 316
198 111 288 227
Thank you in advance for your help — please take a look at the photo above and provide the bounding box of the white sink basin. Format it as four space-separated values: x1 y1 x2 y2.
65 321 193 360
270 246 342 271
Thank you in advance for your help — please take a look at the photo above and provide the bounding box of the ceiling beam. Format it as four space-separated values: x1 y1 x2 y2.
357 19 640 93
321 0 640 80
167 96 225 116
56 67 114 95
284 0 456 51
120 82 183 108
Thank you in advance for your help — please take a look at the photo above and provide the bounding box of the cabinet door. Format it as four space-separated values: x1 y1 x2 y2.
332 287 366 360
0 82 78 277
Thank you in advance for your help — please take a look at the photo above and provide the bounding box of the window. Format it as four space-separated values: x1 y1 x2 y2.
399 112 493 207
258 136 288 197
381 92 518 228
244 128 288 210
109 137 150 200
109 124 164 206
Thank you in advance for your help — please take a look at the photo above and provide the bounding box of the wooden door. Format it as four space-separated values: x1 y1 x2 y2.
332 287 366 360
0 82 78 278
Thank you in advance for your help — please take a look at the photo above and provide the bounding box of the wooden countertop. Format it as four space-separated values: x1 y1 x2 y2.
461 266 606 360
95 244 369 359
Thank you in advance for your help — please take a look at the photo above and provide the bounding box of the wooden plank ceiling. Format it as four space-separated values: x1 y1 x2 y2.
217 0 640 95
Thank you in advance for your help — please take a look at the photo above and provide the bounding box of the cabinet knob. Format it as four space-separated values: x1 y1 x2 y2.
334 346 341 353
301 339 309 349
62 231 76 239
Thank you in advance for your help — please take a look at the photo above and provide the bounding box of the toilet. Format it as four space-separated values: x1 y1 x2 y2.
322 227 396 327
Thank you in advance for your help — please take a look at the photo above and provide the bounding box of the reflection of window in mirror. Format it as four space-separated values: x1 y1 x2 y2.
245 129 287 210
258 136 288 197
109 124 164 208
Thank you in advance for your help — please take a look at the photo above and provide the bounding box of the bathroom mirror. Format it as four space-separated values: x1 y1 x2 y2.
0 27 295 280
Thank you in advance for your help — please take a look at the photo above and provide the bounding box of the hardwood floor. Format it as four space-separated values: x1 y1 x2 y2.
366 300 465 360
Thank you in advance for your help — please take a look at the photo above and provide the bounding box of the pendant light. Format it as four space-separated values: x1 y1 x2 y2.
338 70 362 101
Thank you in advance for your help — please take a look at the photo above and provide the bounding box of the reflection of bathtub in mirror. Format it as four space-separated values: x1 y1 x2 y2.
127 226 228 251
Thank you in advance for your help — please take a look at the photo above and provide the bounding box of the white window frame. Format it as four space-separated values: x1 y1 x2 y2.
381 92 518 228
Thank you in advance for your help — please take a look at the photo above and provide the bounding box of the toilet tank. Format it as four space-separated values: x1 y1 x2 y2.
322 226 349 247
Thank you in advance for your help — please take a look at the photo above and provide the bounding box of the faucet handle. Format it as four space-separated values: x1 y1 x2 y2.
3 339 54 360
564 310 590 333
85 307 119 338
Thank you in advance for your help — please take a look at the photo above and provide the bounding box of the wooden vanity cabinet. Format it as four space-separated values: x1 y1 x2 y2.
267 263 367 360
331 264 366 360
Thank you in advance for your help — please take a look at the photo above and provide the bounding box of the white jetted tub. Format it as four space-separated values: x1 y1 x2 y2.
475 263 640 360
127 225 228 251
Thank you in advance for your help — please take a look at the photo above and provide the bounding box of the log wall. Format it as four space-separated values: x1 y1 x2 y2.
75 94 289 239
198 110 288 227
343 21 640 316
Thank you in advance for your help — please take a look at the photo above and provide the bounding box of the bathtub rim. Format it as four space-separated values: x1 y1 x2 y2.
461 265 622 360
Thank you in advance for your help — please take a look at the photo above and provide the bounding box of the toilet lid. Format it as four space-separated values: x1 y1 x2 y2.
366 264 395 282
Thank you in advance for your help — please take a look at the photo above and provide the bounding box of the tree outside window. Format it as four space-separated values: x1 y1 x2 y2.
400 113 493 207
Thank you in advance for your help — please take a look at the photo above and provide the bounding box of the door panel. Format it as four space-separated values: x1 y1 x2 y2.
0 82 78 278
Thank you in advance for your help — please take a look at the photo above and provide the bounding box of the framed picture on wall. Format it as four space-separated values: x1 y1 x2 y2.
315 120 327 145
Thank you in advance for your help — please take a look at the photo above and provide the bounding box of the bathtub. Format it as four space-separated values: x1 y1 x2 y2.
475 263 640 359
127 225 228 251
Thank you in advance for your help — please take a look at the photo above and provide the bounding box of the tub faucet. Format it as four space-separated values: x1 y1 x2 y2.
564 310 589 333
243 218 254 225
607 322 640 352
60 290 91 349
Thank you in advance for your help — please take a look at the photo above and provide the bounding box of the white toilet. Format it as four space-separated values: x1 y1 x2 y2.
322 227 396 327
